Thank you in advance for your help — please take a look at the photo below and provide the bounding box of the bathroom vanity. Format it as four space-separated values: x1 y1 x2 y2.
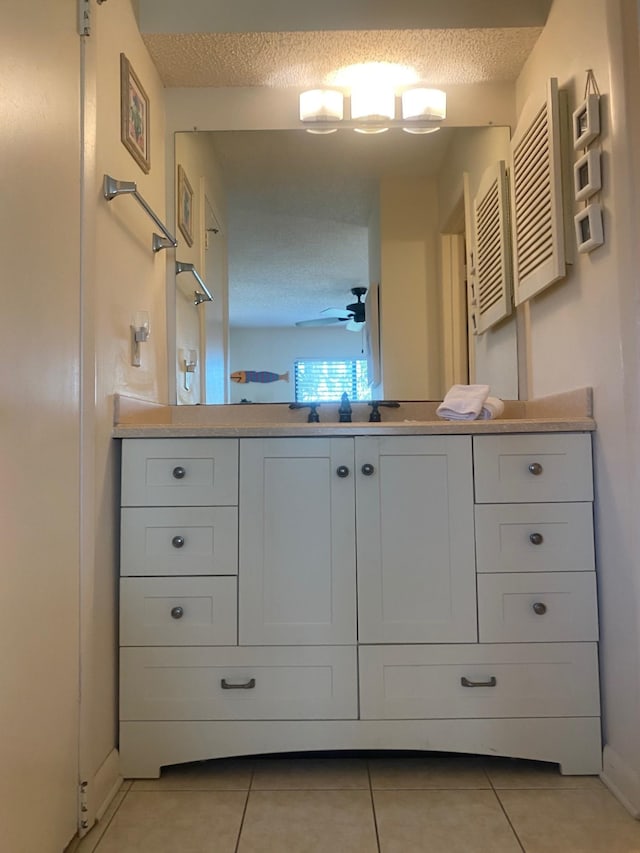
115 392 601 778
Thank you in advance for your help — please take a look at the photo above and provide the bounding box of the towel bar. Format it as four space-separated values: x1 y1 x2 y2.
103 174 177 253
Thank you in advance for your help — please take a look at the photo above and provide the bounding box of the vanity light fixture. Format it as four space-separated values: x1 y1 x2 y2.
298 86 446 134
350 82 395 134
180 348 198 390
130 311 150 367
401 87 447 134
299 89 343 134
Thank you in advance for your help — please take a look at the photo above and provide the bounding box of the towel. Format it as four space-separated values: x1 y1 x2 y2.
478 396 505 420
436 384 490 421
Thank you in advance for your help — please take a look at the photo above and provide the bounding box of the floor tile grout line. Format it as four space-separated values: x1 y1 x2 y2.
485 768 527 853
367 761 383 853
233 766 255 853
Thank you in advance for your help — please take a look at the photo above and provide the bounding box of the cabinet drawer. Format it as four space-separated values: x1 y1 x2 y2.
359 643 599 720
475 503 594 573
477 572 598 643
120 577 237 646
121 507 238 576
473 434 593 503
120 646 357 721
121 438 238 506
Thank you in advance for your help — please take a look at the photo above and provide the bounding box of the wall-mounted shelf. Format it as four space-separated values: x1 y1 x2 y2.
103 174 177 253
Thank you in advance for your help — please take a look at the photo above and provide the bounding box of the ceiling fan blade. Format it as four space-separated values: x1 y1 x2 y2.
320 307 353 318
295 317 347 327
345 319 363 332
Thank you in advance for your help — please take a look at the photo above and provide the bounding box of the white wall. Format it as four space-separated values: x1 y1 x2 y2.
437 127 518 399
0 2 81 850
379 176 442 399
514 0 640 813
174 132 229 404
230 326 365 403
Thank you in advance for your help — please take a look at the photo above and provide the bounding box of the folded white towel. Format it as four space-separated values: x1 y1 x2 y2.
436 384 490 421
478 396 505 420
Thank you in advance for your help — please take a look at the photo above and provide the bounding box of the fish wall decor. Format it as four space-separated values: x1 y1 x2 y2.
230 370 290 384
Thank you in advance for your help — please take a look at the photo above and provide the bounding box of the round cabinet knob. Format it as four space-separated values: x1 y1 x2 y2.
361 463 375 476
170 606 184 619
528 462 543 476
172 535 185 549
172 466 186 479
529 532 544 546
532 601 547 615
336 465 350 478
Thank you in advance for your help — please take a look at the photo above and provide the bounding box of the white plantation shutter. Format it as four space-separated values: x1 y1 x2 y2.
473 161 513 333
510 78 567 304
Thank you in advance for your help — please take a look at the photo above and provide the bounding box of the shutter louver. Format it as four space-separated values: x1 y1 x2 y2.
473 161 513 334
510 78 567 304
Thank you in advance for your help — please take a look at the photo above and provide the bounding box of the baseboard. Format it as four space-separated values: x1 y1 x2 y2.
93 748 122 823
601 744 640 818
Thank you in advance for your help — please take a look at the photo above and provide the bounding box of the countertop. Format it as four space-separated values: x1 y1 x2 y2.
113 388 595 438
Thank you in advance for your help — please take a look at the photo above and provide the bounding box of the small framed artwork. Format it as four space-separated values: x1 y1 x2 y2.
177 165 194 247
574 149 602 202
574 203 604 253
573 93 600 150
120 53 150 174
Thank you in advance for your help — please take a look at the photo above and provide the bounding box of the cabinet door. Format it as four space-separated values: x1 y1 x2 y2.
356 436 477 643
239 438 356 645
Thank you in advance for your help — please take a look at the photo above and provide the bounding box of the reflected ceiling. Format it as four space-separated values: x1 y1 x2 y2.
204 128 476 328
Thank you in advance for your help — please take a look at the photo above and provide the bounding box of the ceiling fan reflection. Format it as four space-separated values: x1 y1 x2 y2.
295 286 367 332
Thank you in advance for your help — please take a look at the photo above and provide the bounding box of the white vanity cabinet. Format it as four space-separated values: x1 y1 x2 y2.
238 435 476 646
118 431 602 779
354 436 476 643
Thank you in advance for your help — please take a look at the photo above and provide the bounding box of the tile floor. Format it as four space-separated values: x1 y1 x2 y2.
76 753 640 853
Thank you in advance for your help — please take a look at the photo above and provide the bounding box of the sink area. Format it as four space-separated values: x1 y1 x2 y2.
113 389 595 438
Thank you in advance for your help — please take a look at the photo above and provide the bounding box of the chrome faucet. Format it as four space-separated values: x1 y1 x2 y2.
338 392 352 423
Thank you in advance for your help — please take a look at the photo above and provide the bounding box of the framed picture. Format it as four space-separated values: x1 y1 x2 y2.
574 203 604 254
177 165 194 247
574 149 602 203
572 94 600 150
120 54 150 174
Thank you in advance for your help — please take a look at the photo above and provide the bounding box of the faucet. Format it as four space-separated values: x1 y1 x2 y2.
368 400 400 422
338 392 352 423
289 402 321 422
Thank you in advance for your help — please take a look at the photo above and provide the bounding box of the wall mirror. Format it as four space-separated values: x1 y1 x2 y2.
174 125 519 405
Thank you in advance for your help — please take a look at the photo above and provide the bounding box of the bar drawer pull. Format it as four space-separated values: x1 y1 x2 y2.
221 678 256 690
461 676 497 688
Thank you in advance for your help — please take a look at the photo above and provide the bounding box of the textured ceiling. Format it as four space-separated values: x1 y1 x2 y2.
203 128 484 328
144 28 542 88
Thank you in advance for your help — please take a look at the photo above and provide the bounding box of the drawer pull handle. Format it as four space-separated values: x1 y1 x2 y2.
528 462 543 476
172 535 185 549
336 465 350 478
170 606 184 620
461 676 497 688
361 463 375 476
532 601 547 615
172 466 186 479
221 678 256 690
529 532 544 546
